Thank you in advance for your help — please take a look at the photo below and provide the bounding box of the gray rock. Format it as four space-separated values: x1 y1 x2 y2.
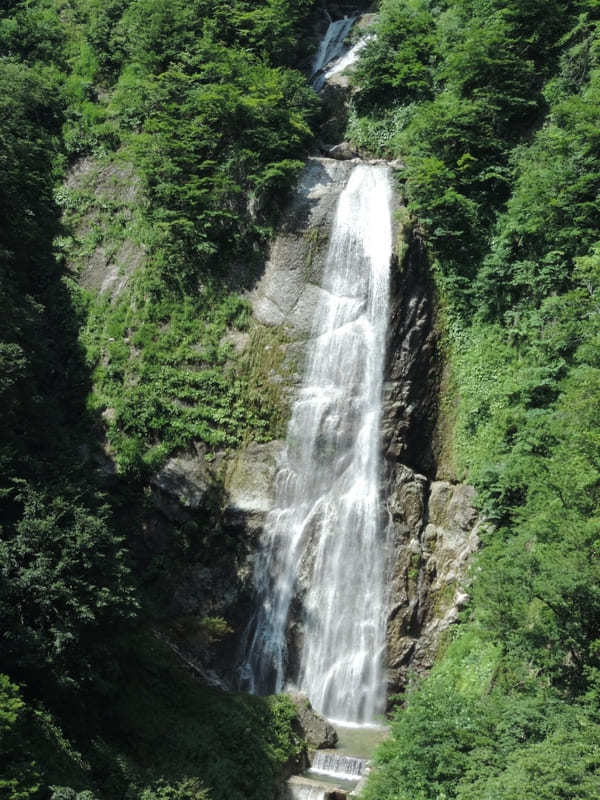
224 440 284 514
328 141 358 160
151 455 215 519
287 692 338 749
285 776 347 800
382 226 440 475
385 465 483 695
251 158 356 340
67 155 145 299
219 329 250 355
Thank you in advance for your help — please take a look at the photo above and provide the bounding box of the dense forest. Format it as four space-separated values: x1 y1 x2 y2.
1 1 320 798
351 0 600 798
2 0 600 798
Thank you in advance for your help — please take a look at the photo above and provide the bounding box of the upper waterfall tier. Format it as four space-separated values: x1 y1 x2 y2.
318 33 375 90
311 16 356 91
239 164 393 724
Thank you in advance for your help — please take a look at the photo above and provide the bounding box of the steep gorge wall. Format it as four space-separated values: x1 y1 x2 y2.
380 226 482 694
214 154 482 696
68 5 482 700
133 147 482 701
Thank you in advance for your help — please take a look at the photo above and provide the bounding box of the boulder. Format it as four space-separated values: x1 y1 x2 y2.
287 692 338 749
150 454 216 522
327 141 359 160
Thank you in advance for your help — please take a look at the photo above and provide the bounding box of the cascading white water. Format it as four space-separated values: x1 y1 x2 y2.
320 34 375 87
310 752 368 780
240 164 393 724
288 783 326 800
311 16 356 91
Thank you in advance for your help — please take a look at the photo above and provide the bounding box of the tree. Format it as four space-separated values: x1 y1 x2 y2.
0 485 138 694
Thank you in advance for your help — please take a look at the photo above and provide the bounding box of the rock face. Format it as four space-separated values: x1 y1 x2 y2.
139 155 482 702
66 155 145 299
151 454 217 521
134 441 285 688
385 470 483 695
251 157 354 338
375 218 485 695
383 229 440 476
220 155 481 696
287 693 338 750
224 440 284 520
250 156 404 385
327 141 359 160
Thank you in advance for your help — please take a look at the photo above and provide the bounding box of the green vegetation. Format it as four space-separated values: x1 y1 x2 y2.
0 636 304 800
351 1 600 798
5 0 600 796
51 0 319 473
82 289 270 474
0 0 319 797
365 631 600 800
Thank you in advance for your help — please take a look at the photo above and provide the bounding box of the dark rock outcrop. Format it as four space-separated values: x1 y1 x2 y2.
385 468 483 695
383 228 439 477
288 692 339 749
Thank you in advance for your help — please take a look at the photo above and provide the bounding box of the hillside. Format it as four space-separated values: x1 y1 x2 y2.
349 1 600 798
1 1 600 799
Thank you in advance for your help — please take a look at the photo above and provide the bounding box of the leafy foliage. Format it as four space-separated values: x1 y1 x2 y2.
0 485 138 693
117 35 317 288
140 779 210 800
0 1 318 798
52 0 319 468
365 633 600 800
0 676 39 800
352 2 600 799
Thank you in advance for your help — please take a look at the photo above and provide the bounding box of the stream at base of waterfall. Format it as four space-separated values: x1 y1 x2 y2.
238 161 394 727
288 723 390 800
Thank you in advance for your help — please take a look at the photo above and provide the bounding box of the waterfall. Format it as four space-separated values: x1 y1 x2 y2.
287 783 327 800
320 34 375 87
311 16 356 91
240 164 393 724
310 752 368 780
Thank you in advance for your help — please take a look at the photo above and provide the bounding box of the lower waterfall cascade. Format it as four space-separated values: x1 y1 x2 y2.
310 752 368 780
239 162 394 725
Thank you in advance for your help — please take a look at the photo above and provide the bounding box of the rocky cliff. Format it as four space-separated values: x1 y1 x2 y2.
75 6 483 701
135 146 483 697
214 153 482 696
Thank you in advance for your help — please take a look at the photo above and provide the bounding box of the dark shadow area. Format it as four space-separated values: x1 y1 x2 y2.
383 227 440 479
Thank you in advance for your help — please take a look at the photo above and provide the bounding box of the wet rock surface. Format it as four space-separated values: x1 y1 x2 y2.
139 4 482 705
385 468 483 695
288 692 339 750
383 229 440 477
251 157 353 337
251 156 390 400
